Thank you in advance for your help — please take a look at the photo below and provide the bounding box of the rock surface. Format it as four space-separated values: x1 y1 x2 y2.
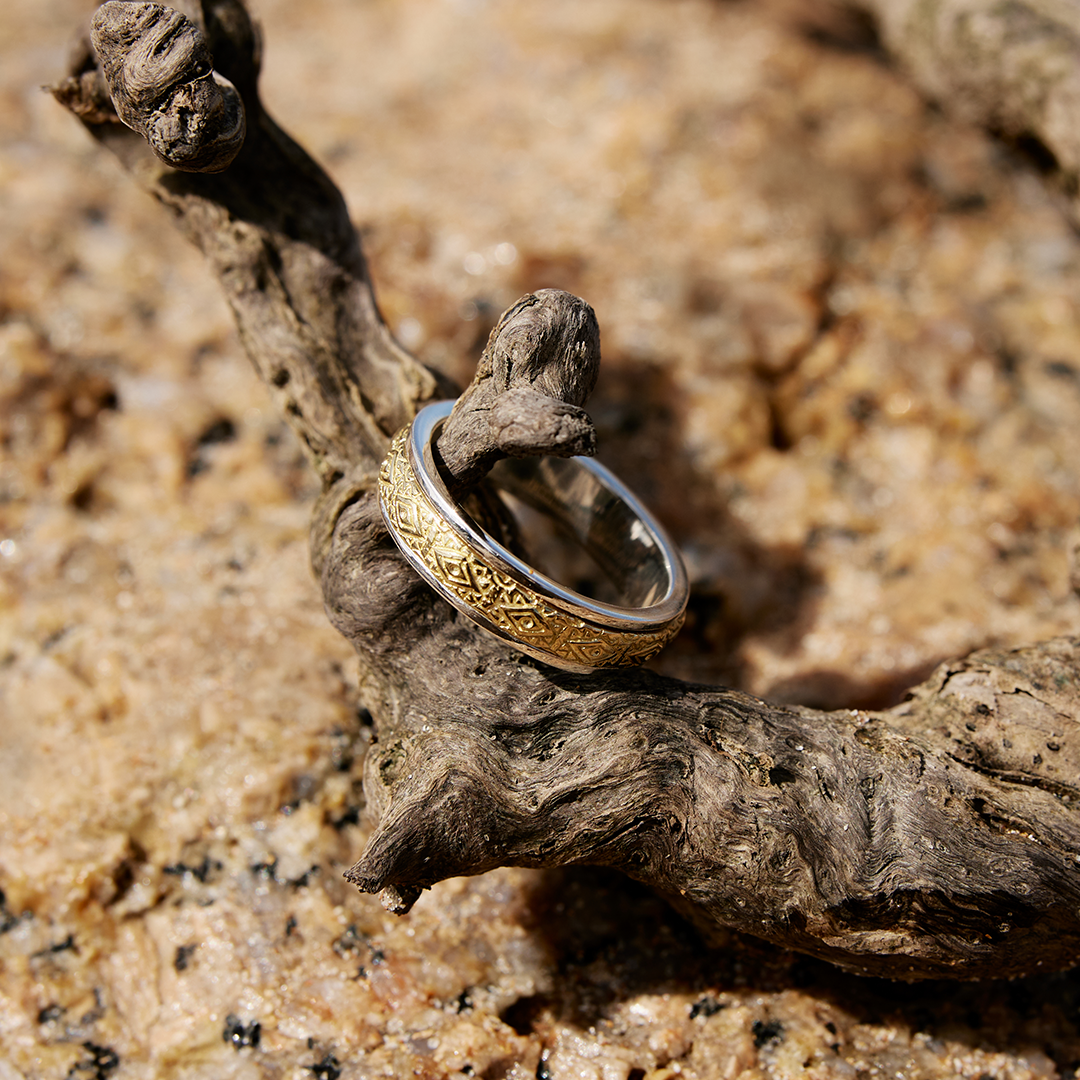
2 0 1080 1077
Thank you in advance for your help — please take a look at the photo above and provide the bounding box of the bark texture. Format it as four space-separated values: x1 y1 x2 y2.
54 0 1080 980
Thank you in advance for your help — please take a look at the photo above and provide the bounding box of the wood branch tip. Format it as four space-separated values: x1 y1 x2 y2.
434 291 602 490
90 0 246 172
343 858 421 916
482 289 601 406
342 862 382 894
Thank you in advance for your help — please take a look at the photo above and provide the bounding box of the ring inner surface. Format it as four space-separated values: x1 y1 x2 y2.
488 456 668 609
408 402 687 629
406 410 682 630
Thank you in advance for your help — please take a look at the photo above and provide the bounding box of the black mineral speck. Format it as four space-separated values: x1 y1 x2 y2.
753 1019 784 1048
66 1042 119 1079
223 1014 261 1049
0 888 18 934
33 933 77 957
306 1053 342 1080
163 856 220 884
690 995 724 1019
174 943 197 971
289 865 319 888
333 805 361 829
330 727 355 772
188 416 237 473
196 416 237 446
332 924 367 957
250 858 278 880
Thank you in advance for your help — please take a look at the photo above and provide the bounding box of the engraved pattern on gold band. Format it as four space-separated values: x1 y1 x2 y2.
379 425 684 670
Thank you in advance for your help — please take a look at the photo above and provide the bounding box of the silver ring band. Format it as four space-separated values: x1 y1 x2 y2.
379 400 688 671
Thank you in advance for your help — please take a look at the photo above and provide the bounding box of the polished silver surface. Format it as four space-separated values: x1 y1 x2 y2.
407 400 689 632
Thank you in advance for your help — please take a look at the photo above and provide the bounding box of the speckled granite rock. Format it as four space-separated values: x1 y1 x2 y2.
2 0 1080 1077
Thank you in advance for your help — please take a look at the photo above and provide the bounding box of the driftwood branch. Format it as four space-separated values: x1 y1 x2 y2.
55 0 1080 980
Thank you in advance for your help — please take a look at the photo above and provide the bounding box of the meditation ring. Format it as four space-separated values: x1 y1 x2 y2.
379 400 689 672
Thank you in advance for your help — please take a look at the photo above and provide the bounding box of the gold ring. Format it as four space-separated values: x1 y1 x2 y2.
378 401 688 672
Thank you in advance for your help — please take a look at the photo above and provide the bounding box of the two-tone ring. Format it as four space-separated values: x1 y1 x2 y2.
378 400 689 672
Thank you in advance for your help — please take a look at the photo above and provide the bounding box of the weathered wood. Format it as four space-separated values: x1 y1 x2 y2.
90 1 247 172
55 0 1080 980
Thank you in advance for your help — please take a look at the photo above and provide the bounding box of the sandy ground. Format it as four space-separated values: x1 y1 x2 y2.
2 0 1080 1077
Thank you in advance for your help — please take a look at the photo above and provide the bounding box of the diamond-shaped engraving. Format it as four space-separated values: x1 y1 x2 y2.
394 498 427 538
433 547 480 592
503 606 551 636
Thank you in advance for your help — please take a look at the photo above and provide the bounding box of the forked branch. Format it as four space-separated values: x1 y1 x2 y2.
54 0 1080 980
